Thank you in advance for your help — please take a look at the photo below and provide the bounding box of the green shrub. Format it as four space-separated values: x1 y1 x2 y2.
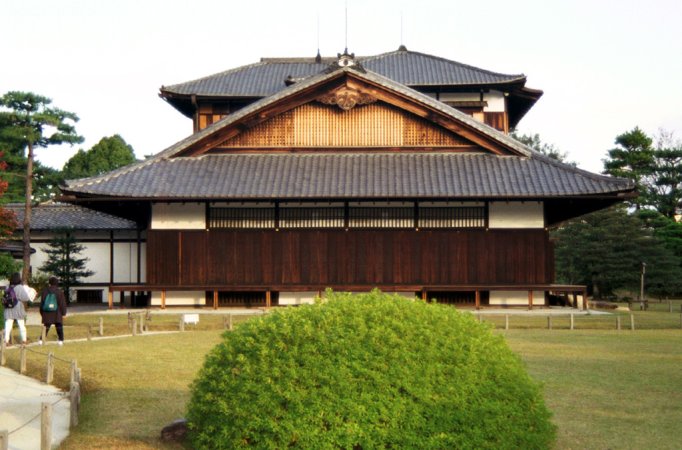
187 290 555 449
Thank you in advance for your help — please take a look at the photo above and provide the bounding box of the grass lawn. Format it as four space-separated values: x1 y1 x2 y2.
504 329 682 450
3 313 681 449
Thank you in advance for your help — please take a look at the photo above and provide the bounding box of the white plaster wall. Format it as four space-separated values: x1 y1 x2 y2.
483 90 505 112
81 242 110 282
151 290 206 306
279 292 317 305
488 202 544 228
113 242 134 283
151 203 205 229
489 290 545 306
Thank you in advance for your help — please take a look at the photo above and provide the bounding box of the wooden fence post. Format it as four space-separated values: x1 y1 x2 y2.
70 360 78 385
505 314 509 330
70 382 80 427
87 326 92 341
179 316 184 332
547 316 552 330
570 314 575 330
228 314 233 331
617 316 621 331
669 301 673 313
0 429 8 450
20 345 27 374
41 402 52 450
41 325 46 343
132 318 137 336
46 352 54 384
630 314 635 331
99 317 104 336
139 315 145 334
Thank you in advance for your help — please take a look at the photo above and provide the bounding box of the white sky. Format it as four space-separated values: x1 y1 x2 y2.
1 0 681 174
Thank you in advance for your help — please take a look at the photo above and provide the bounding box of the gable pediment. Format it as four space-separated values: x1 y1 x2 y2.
213 101 477 150
174 69 528 157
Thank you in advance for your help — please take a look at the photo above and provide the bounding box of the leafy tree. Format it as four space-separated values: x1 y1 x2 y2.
553 206 682 298
38 228 93 302
510 130 572 164
63 134 136 179
0 91 83 281
647 132 682 218
603 127 655 209
0 150 20 278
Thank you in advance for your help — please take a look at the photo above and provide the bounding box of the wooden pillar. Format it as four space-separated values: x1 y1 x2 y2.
119 291 124 309
526 289 533 310
161 290 166 310
475 290 481 310
572 293 578 309
213 290 218 310
421 289 427 302
582 289 589 311
266 290 272 309
109 230 114 285
108 290 113 310
136 228 142 283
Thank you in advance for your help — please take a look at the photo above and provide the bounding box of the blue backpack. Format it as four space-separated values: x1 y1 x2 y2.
2 286 17 309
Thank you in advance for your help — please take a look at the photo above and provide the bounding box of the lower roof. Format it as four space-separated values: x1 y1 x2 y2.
61 153 633 200
5 203 138 231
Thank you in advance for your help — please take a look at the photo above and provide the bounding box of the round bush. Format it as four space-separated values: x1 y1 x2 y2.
187 290 555 449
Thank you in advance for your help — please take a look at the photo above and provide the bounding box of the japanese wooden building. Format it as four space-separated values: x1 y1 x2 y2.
61 48 635 308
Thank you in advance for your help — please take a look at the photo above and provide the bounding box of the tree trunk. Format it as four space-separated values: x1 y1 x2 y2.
22 142 33 282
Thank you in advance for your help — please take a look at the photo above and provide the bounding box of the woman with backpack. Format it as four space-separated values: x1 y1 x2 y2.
39 276 67 346
3 272 37 346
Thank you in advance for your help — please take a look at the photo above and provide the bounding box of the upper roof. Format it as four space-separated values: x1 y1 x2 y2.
161 49 527 98
5 203 137 231
63 64 633 203
159 48 542 127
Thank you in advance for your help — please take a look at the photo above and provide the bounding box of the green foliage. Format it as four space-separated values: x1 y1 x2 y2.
63 134 136 179
510 130 573 164
0 253 21 280
39 228 94 301
603 127 682 217
187 290 555 449
553 206 682 298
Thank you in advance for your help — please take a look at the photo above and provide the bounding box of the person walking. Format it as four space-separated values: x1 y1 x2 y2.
39 276 67 346
3 272 37 346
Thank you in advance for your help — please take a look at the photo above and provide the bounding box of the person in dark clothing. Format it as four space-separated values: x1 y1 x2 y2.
39 276 68 346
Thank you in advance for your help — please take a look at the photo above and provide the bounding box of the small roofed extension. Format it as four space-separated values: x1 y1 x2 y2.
61 48 635 309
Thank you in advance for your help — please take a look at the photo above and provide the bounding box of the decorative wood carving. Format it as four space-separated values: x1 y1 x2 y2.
317 87 377 111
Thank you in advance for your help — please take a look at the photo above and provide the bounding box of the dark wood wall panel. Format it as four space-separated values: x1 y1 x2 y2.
147 229 550 287
146 231 180 285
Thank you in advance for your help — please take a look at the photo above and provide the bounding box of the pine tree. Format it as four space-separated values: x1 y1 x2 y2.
39 228 94 302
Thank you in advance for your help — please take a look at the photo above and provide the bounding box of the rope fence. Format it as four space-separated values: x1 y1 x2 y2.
0 341 81 450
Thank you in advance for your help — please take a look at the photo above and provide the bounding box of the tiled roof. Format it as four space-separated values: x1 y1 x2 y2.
5 203 137 231
61 153 633 200
64 66 633 201
161 49 526 97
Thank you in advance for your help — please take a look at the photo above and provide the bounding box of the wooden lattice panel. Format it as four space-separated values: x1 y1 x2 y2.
219 102 471 148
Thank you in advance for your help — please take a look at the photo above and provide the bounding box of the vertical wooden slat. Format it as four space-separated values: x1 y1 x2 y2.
161 290 166 310
475 290 481 310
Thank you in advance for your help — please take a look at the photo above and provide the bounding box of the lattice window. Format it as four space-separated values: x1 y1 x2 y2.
349 207 413 228
280 207 345 228
209 208 275 229
419 207 486 228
